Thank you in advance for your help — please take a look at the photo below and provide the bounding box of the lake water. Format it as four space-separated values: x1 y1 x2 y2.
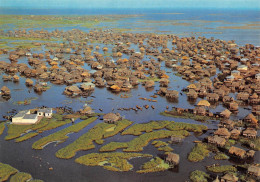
0 8 259 182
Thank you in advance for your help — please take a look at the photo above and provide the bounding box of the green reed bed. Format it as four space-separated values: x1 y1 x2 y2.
10 172 32 182
214 153 229 160
75 152 152 172
0 162 18 182
56 120 133 159
0 122 5 136
190 170 210 182
32 117 97 150
122 120 171 135
188 143 210 162
8 114 73 141
137 157 169 173
206 165 237 173
100 130 189 152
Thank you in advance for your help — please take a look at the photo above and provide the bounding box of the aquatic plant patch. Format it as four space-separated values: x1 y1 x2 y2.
7 114 75 141
100 130 189 152
161 109 217 122
32 117 97 149
56 120 133 159
206 165 237 173
190 170 210 182
0 162 18 182
0 122 5 136
122 120 207 136
10 172 32 182
166 122 208 133
239 136 260 151
137 157 169 173
75 152 152 172
122 120 171 135
15 132 38 143
214 153 229 160
188 143 210 162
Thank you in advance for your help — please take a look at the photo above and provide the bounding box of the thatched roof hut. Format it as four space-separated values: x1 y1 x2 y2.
248 165 260 177
165 152 180 166
1 86 11 96
103 113 121 124
197 100 210 107
221 173 238 182
193 106 207 116
214 128 231 139
243 113 258 125
230 129 241 139
229 146 246 159
165 90 179 99
220 109 232 118
218 119 234 130
208 135 226 147
243 128 257 138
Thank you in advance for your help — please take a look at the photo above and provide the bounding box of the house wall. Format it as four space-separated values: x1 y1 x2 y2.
45 113 52 118
12 117 23 123
19 118 38 124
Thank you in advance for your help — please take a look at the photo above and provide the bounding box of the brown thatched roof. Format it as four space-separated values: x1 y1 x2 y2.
187 84 196 89
248 165 260 177
166 152 180 164
244 113 258 124
103 113 121 122
243 128 257 136
214 128 230 137
229 146 246 158
197 100 210 107
208 135 226 146
230 129 241 135
221 173 238 181
220 109 232 118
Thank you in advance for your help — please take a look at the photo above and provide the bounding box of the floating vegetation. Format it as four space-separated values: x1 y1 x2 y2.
161 109 216 122
0 162 18 182
152 140 173 152
0 122 5 136
0 162 43 182
166 122 208 133
239 136 260 151
223 139 236 150
5 124 37 141
137 157 169 173
100 130 189 152
206 165 237 173
122 120 171 135
13 97 38 105
122 120 207 136
188 143 210 162
190 170 210 182
152 140 168 147
15 132 38 143
214 153 230 160
6 114 72 141
56 119 133 159
75 152 152 172
157 146 174 152
138 77 160 83
32 117 97 150
10 172 32 182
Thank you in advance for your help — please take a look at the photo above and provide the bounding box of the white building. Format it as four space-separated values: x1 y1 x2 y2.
37 108 53 118
12 108 52 124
